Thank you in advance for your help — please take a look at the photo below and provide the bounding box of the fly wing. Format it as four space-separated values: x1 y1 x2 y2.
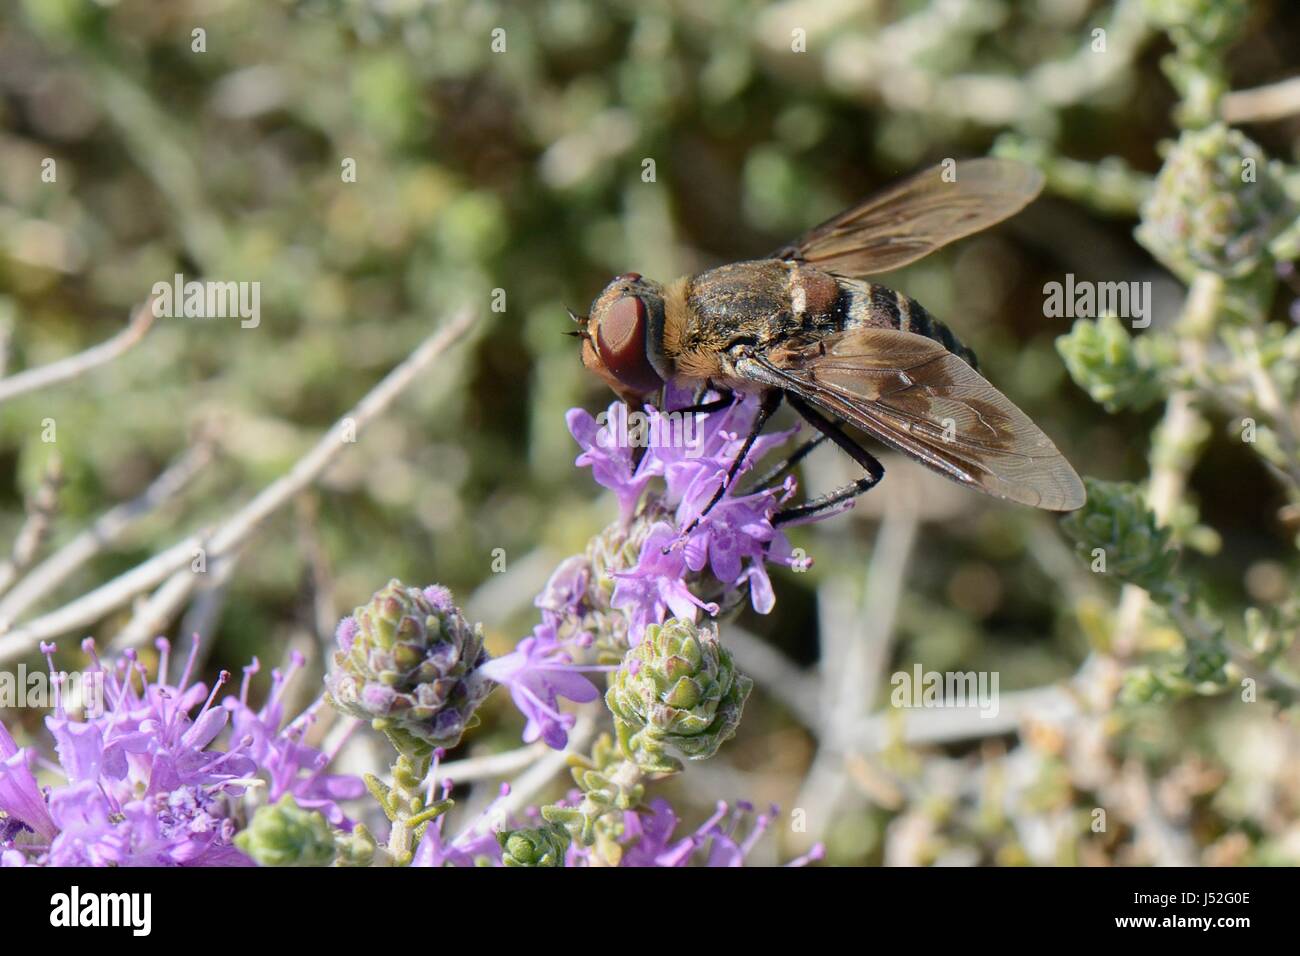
742 327 1085 511
771 158 1044 278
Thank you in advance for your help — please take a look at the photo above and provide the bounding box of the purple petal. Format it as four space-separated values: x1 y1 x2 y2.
0 744 57 840
541 670 600 704
45 717 104 784
181 706 229 750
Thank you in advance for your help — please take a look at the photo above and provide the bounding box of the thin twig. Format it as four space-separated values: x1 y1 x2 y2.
0 308 477 662
0 301 155 405
795 499 919 843
0 532 210 664
463 547 560 628
0 443 213 630
856 503 919 705
201 309 475 561
177 555 238 662
1239 328 1300 494
0 455 64 596
114 553 237 652
850 684 1079 750
1113 272 1221 656
1221 76 1300 124
463 707 598 837
438 743 552 785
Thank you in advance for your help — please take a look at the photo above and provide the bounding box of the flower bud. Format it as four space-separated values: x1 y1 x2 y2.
1060 479 1180 596
234 795 336 867
1138 124 1292 280
605 617 752 773
325 580 493 758
498 825 570 867
1056 315 1167 412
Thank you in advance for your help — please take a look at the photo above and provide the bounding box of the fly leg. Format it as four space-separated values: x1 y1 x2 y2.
774 394 884 525
633 388 733 470
667 389 783 548
743 434 828 493
668 383 734 416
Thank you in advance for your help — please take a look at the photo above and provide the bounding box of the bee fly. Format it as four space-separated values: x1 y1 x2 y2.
573 158 1086 529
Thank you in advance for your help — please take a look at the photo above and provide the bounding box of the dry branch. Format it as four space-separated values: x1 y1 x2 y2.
0 301 155 405
0 308 477 663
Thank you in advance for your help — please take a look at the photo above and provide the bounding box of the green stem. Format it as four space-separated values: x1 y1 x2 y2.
367 751 453 866
1113 273 1221 656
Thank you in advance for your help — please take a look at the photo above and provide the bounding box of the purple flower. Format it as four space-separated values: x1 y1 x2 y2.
615 797 682 866
611 522 720 642
479 619 601 749
412 772 505 867
0 720 57 841
0 637 362 867
224 653 365 827
493 389 835 749
567 404 655 523
534 555 589 616
569 389 815 641
618 799 823 867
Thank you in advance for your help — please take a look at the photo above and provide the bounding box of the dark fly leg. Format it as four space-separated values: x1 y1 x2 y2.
743 434 829 494
667 389 784 549
669 383 734 416
774 394 884 525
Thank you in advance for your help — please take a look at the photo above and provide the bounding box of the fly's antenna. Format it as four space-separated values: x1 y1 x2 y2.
565 307 590 340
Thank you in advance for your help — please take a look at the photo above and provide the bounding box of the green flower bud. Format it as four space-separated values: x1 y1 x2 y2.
498 825 570 867
1137 124 1292 279
333 822 378 868
606 618 753 773
1060 479 1180 596
325 580 493 759
1056 315 1168 412
234 795 337 867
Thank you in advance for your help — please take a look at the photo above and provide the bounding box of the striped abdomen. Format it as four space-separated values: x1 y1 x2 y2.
836 279 978 370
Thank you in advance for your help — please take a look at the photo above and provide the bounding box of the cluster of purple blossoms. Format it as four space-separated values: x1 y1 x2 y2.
485 387 825 751
571 386 810 636
0 636 361 866
408 750 818 867
606 798 824 868
479 615 601 750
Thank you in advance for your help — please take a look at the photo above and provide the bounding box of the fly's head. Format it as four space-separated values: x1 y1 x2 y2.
575 272 669 404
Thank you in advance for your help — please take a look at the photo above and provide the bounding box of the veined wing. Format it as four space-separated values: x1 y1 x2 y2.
740 326 1085 511
771 158 1044 278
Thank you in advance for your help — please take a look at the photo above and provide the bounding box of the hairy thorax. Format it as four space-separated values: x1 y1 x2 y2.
661 259 975 390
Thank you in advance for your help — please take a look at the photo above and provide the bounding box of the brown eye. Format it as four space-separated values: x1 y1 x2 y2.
596 296 662 394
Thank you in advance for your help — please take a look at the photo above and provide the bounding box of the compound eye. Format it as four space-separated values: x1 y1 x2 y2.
596 296 661 394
